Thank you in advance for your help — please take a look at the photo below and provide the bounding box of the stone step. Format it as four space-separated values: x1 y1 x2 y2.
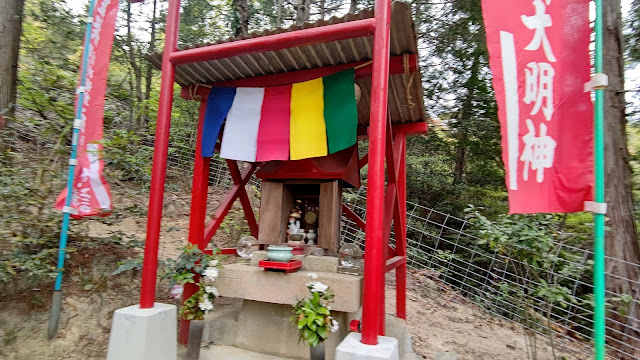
197 345 295 360
193 344 421 360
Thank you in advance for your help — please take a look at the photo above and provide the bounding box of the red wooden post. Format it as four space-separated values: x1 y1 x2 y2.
361 0 392 345
396 133 407 319
179 100 211 344
139 0 181 309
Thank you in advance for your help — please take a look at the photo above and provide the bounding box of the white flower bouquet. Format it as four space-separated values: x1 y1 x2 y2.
163 244 224 321
290 273 340 347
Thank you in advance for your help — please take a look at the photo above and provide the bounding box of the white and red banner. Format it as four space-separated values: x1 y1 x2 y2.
55 0 119 218
481 0 594 213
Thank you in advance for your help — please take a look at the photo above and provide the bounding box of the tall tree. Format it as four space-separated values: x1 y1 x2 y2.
231 0 249 36
295 0 311 25
603 0 640 357
0 0 25 129
124 0 144 129
143 0 158 125
412 0 502 207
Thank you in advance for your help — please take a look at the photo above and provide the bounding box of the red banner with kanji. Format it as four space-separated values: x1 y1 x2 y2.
55 0 118 217
481 0 594 214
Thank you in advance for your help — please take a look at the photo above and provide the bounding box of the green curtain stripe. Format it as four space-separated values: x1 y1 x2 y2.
323 69 358 154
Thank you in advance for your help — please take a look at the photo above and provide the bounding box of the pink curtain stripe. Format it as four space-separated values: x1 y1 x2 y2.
256 84 292 161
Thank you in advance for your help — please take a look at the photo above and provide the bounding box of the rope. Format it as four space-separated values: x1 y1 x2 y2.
354 60 374 70
403 53 416 112
189 83 213 101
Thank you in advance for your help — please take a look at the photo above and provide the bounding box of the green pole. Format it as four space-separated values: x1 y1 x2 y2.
593 0 606 359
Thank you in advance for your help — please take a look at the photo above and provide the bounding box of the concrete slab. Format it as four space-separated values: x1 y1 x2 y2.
216 264 363 312
106 303 177 360
197 345 294 360
335 333 399 360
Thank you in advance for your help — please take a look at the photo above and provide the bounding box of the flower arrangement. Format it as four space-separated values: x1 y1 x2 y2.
163 244 224 321
291 273 340 347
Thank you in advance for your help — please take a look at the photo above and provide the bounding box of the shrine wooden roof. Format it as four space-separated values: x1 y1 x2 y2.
145 1 427 126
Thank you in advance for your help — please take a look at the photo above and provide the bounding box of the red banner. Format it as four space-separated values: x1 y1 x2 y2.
481 0 594 213
55 0 118 217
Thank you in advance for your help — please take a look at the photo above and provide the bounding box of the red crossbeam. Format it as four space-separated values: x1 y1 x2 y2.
202 163 256 245
342 204 366 231
385 256 406 272
358 153 369 170
224 160 259 239
171 19 376 65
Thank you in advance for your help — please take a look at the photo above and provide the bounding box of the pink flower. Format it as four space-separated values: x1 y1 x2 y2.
170 285 184 299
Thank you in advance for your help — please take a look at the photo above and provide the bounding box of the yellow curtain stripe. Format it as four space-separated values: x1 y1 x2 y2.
289 78 328 160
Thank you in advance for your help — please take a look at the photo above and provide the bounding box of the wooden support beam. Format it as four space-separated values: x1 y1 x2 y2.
320 181 343 253
257 181 293 245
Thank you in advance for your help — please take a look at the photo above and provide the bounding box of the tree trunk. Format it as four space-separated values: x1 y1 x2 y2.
349 0 358 14
319 0 326 20
0 0 25 129
143 0 158 127
126 1 143 129
275 0 283 27
295 0 310 25
233 0 249 37
453 52 481 184
603 0 640 358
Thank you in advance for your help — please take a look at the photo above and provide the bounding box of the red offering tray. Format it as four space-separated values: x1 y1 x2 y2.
258 260 302 273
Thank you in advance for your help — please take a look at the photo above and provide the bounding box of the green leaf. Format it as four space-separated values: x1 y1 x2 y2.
308 332 319 347
317 326 328 339
318 307 330 315
306 313 316 328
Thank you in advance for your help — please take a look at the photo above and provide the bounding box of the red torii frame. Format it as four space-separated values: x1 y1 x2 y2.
139 0 426 346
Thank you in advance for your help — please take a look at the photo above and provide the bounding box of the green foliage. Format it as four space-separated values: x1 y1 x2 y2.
465 207 594 339
161 244 224 288
102 129 153 183
291 277 338 347
0 136 61 282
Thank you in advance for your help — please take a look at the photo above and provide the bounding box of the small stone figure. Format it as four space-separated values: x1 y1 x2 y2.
288 209 302 235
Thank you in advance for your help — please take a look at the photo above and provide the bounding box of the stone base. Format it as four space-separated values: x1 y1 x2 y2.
233 300 349 360
216 264 362 312
106 303 177 360
335 333 399 360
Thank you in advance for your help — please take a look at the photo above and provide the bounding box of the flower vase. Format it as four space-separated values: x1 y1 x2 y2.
310 342 325 360
187 319 205 360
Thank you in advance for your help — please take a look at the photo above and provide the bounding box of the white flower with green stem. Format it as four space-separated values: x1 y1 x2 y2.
291 275 338 347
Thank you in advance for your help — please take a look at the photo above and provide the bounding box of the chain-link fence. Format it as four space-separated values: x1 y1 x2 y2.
9 90 640 359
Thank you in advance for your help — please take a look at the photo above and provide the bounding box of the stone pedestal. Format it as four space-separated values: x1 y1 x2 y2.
335 333 399 360
106 303 177 360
